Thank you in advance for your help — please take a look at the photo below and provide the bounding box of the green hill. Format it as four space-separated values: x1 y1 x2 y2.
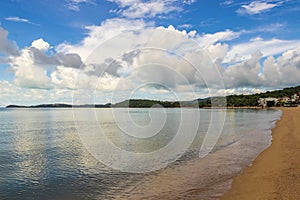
6 86 300 108
113 85 300 108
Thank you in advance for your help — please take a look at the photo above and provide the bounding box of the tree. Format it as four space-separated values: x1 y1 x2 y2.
267 101 275 107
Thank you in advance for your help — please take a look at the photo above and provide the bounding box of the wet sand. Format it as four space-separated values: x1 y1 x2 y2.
222 107 300 200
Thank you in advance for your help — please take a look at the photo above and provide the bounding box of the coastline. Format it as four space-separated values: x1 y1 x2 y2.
115 109 280 199
221 107 300 199
2 107 290 199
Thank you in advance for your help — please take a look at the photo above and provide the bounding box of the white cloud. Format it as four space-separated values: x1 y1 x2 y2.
31 38 50 51
8 38 83 90
222 51 263 88
65 0 95 11
237 1 285 15
35 24 300 97
123 1 178 18
221 0 234 6
261 47 300 87
14 24 300 94
206 43 229 62
178 24 193 29
5 16 30 23
0 81 47 106
0 27 19 56
57 18 149 60
183 0 196 5
254 23 285 32
224 38 300 63
51 66 81 89
209 87 267 97
5 16 39 25
203 46 300 92
50 65 111 90
250 36 263 42
108 0 195 19
2 20 300 105
11 47 53 89
55 25 221 95
220 46 300 89
0 80 78 106
197 29 241 47
108 0 140 7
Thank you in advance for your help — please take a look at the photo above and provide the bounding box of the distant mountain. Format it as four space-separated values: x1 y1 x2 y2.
113 99 181 108
5 85 300 108
6 103 111 108
6 104 72 108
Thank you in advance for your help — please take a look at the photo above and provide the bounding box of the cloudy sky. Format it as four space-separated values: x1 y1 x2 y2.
1 0 300 106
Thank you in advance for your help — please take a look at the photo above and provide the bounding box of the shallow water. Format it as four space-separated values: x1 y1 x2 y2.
0 108 281 199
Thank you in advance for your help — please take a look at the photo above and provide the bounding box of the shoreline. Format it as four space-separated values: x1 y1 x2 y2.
115 109 280 199
221 107 300 199
4 106 265 109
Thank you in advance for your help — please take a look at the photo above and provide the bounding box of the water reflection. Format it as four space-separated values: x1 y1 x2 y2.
0 108 280 200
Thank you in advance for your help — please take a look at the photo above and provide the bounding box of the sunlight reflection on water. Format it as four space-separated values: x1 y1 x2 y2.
0 108 280 199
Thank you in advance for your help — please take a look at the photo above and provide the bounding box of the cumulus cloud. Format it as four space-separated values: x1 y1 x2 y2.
30 47 84 68
222 51 263 88
2 18 300 105
51 66 81 89
0 80 78 106
224 38 300 63
261 47 300 87
8 38 84 89
46 22 300 98
197 29 241 47
63 27 237 100
10 47 53 89
57 18 149 60
0 27 19 56
220 46 300 89
31 38 50 51
55 25 222 95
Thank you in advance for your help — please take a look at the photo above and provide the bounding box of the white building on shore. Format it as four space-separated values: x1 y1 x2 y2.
258 97 279 108
258 93 300 107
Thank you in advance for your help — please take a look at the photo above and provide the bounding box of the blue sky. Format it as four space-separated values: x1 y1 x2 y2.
1 0 300 46
1 0 300 105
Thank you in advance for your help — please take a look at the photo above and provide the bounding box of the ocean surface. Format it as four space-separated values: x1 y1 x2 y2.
0 108 281 199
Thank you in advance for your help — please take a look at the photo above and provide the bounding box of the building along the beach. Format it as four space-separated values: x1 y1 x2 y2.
259 93 300 108
258 97 278 108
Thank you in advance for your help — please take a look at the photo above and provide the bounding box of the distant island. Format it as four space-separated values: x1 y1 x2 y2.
6 103 112 108
6 85 300 109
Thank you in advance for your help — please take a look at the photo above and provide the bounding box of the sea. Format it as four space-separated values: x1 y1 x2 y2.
0 108 281 199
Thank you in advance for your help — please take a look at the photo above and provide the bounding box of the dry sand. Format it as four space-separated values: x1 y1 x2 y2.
222 107 300 200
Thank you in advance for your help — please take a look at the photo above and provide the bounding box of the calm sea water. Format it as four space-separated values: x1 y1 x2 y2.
0 108 281 199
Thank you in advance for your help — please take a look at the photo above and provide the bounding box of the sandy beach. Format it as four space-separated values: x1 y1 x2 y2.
222 107 300 200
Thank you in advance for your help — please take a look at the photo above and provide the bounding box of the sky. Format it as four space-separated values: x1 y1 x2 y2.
1 0 300 106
